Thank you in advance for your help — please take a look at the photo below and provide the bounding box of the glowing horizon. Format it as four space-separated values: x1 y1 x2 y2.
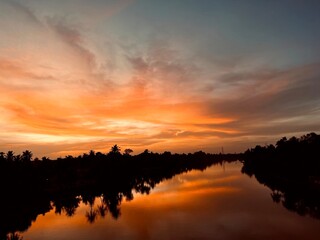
1 0 320 158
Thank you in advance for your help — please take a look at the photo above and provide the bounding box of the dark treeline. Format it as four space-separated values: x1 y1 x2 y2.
2 132 320 239
242 132 320 219
0 147 240 240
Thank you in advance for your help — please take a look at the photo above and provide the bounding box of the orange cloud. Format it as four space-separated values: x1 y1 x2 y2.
1 1 319 157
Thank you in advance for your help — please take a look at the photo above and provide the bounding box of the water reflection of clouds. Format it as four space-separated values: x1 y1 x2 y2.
24 162 320 240
121 163 320 240
130 164 243 211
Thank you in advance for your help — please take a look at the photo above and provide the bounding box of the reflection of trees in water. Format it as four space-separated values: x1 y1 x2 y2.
97 196 108 218
0 149 239 239
53 195 81 217
6 232 23 240
254 175 320 219
86 206 98 224
83 193 124 222
242 132 320 220
268 182 320 219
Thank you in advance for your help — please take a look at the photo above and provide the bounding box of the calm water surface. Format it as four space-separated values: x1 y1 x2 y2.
23 162 320 240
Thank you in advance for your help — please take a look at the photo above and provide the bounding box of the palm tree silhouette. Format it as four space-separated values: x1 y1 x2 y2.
6 151 14 162
110 145 121 154
14 154 21 162
21 150 32 163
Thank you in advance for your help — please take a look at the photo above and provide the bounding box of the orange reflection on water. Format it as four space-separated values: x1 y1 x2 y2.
27 200 101 231
25 165 239 239
23 162 320 240
131 172 241 207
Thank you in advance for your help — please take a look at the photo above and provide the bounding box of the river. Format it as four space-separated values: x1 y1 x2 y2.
19 161 320 240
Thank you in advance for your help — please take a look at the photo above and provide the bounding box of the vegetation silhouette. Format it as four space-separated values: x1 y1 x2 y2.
242 132 320 219
2 132 319 239
0 145 240 239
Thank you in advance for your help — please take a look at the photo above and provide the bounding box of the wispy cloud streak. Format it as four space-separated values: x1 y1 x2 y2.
0 0 319 157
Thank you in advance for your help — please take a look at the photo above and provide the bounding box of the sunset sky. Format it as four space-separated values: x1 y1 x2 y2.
1 0 320 158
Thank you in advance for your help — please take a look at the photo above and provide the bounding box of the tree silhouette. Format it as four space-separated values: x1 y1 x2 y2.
124 148 133 156
41 156 50 162
65 155 74 160
0 143 240 236
21 150 32 163
14 154 21 162
242 132 320 220
0 152 5 163
110 144 121 154
6 151 14 162
89 150 95 158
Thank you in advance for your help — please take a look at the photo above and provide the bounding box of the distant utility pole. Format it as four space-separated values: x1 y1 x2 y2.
221 147 224 154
